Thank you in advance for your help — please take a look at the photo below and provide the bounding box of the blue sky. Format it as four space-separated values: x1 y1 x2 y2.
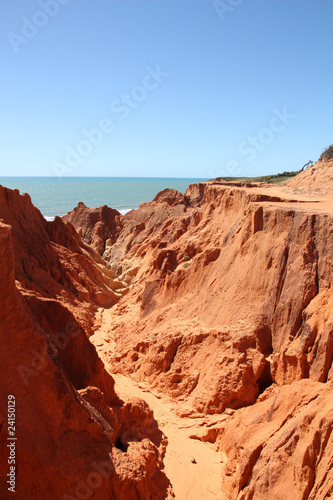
0 0 332 178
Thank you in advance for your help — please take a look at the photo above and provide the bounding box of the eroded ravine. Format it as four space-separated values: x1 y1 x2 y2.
91 308 226 500
113 374 226 500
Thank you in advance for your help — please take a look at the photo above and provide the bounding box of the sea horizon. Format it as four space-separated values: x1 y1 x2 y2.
0 176 208 220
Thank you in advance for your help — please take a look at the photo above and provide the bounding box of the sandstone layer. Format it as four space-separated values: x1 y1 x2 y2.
63 202 123 256
90 184 333 410
216 379 333 499
0 187 172 499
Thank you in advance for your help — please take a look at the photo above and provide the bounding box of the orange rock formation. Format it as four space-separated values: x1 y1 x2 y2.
63 202 123 256
0 187 172 499
65 171 333 498
1 159 333 499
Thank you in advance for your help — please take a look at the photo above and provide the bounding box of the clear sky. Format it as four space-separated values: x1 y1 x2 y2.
0 0 332 178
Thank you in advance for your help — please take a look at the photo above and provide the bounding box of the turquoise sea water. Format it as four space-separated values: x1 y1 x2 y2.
0 177 208 220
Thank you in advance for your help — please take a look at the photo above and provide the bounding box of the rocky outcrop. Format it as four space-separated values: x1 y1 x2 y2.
99 184 332 416
215 379 333 499
0 188 172 499
63 202 123 255
0 186 127 333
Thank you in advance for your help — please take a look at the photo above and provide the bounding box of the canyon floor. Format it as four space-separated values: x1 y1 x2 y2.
92 307 227 499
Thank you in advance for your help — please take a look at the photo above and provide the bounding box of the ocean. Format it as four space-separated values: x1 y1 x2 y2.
0 177 208 220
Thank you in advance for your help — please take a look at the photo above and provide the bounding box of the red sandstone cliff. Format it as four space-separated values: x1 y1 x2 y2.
63 202 123 256
0 187 172 499
95 184 332 406
67 177 333 499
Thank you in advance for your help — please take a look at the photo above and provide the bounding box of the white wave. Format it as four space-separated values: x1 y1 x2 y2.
44 208 135 220
119 208 135 215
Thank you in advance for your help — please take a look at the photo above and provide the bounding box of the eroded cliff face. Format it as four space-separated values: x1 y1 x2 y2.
0 186 126 330
216 379 333 500
65 179 333 499
84 184 333 411
63 202 123 256
0 187 172 499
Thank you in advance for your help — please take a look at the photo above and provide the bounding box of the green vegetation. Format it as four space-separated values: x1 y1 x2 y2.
319 144 333 161
213 170 299 184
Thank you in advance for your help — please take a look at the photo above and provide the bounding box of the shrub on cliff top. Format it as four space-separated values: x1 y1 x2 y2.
319 144 333 161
